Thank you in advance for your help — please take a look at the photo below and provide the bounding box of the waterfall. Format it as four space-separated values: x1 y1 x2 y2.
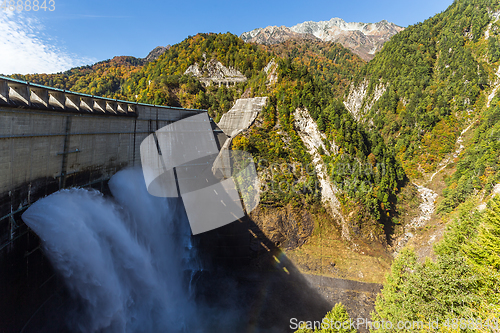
22 168 203 332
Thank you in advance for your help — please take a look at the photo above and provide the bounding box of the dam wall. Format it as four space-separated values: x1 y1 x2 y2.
0 76 207 250
0 77 209 332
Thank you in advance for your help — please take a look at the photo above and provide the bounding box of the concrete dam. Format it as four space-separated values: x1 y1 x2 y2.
0 76 376 333
0 76 229 331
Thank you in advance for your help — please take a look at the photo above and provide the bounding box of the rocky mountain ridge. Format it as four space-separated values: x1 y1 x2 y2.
240 18 404 61
144 46 170 62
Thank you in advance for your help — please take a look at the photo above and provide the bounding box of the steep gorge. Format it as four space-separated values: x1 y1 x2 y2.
9 2 500 327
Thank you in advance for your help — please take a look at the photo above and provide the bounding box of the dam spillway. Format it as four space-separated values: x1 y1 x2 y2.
0 76 224 332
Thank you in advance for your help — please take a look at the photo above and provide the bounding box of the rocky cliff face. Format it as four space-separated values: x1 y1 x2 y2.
293 108 350 240
241 18 404 61
263 59 278 85
144 46 170 62
344 80 386 121
184 58 247 86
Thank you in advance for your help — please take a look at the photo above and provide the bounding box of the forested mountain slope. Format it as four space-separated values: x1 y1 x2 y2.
353 0 500 325
12 33 404 240
9 32 407 281
347 0 499 184
12 56 144 97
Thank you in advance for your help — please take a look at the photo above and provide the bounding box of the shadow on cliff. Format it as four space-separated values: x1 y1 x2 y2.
193 212 334 333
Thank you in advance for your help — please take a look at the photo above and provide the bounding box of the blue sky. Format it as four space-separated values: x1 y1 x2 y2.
0 0 454 74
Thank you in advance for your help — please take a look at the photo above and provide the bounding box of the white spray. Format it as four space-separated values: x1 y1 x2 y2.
22 168 203 332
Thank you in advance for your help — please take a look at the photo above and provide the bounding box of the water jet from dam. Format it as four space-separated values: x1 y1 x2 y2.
21 168 215 332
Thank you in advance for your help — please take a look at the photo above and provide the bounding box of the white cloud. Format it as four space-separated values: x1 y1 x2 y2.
0 12 95 75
